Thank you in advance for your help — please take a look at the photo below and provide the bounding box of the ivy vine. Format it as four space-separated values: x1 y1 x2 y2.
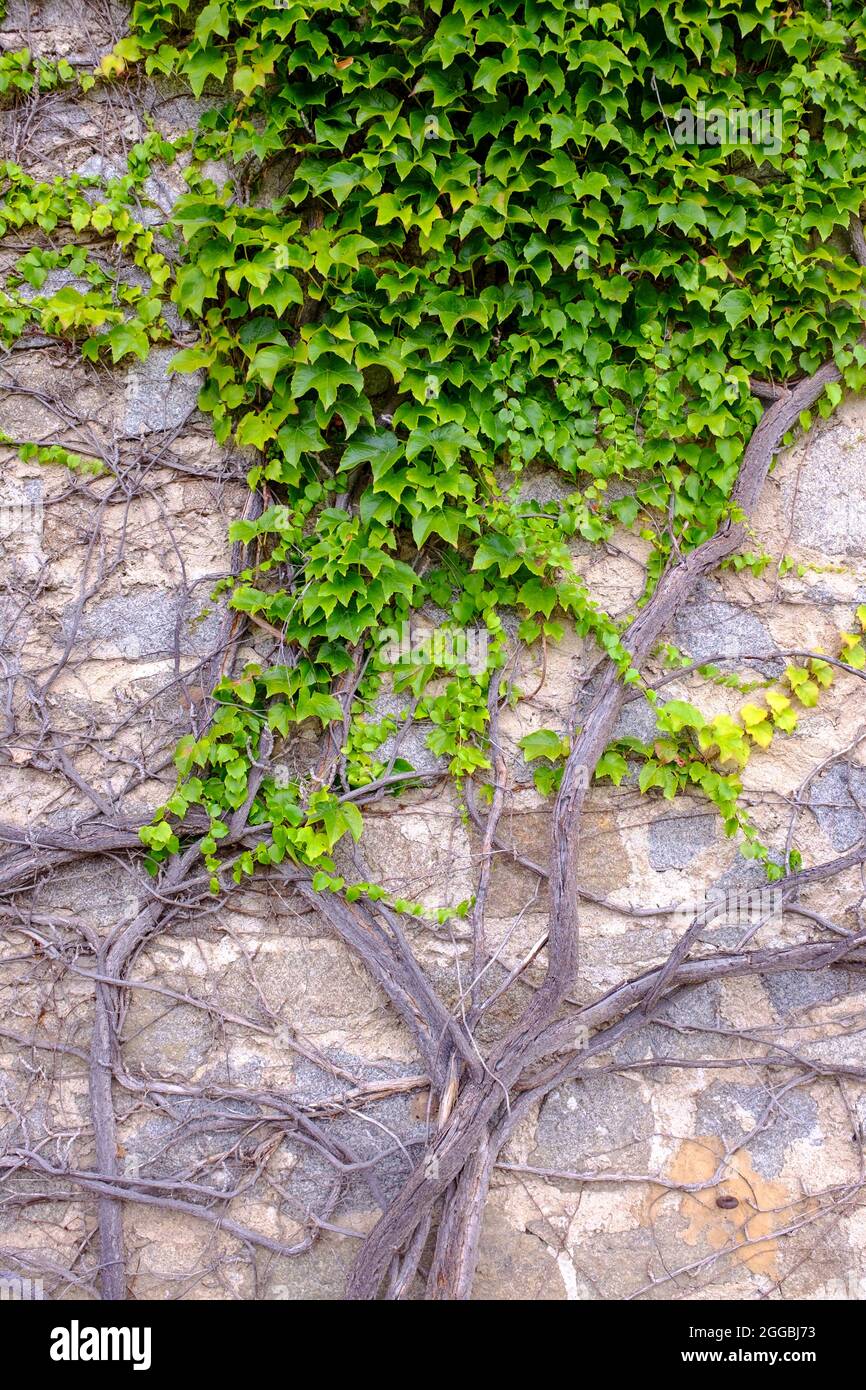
5 0 866 902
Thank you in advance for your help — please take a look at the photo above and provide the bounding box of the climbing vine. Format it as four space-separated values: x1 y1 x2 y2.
120 0 866 893
1 0 864 897
4 0 866 1306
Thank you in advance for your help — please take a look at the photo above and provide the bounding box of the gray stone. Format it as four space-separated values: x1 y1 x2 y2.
673 578 780 674
122 348 203 436
123 1002 214 1075
514 465 574 508
711 853 772 893
16 269 90 303
762 968 854 1019
612 693 659 745
373 688 447 776
534 1072 654 1168
291 1053 427 1201
695 855 783 947
72 590 222 659
695 1081 818 1180
612 984 723 1066
655 980 721 1031
648 811 717 871
808 762 866 851
779 412 866 557
76 154 125 181
142 171 189 221
0 0 121 59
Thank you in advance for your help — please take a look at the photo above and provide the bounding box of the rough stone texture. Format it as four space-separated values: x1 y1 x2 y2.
647 811 718 871
2 0 866 1306
673 577 782 674
777 399 866 558
73 590 224 660
694 1082 820 1182
122 350 204 438
808 763 866 851
534 1073 655 1169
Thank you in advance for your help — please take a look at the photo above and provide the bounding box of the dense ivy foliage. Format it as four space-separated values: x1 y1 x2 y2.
114 0 866 891
5 1 866 902
0 141 175 358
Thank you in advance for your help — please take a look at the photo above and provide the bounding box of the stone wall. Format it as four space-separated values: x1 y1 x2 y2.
1 0 866 1301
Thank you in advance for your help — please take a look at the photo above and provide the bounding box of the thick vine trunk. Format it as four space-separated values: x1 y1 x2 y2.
345 357 843 1300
